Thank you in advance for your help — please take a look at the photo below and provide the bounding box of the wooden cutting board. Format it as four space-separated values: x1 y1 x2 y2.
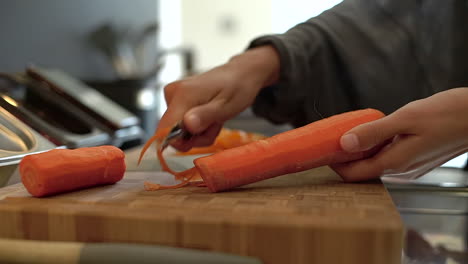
0 166 403 264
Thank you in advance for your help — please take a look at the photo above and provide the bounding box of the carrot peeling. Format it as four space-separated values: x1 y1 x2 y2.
138 127 171 165
138 125 204 189
143 167 199 191
140 109 385 192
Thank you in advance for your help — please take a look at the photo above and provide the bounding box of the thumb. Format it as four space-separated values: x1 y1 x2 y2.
340 115 402 153
184 99 235 134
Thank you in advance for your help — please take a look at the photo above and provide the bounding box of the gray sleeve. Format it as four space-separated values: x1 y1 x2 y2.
249 0 435 128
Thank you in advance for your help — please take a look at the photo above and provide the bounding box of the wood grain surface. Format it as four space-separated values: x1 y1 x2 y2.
0 162 403 264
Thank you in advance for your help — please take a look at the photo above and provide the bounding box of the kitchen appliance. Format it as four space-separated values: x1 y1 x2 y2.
0 67 144 149
87 45 196 140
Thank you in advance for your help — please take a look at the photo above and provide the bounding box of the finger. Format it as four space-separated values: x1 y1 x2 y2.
184 97 236 134
158 86 198 132
340 114 407 153
157 104 188 133
171 123 223 151
333 135 427 181
191 123 223 147
329 141 387 180
163 80 182 106
170 137 195 152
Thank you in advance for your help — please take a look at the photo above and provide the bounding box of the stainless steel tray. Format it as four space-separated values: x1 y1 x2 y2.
0 73 112 148
26 67 143 147
0 106 56 166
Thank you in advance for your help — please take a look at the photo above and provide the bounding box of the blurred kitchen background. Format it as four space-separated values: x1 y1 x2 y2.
1 0 466 159
0 0 341 147
1 1 468 263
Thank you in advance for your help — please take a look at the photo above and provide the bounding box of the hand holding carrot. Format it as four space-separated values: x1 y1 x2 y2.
157 45 280 151
142 108 385 192
335 88 468 181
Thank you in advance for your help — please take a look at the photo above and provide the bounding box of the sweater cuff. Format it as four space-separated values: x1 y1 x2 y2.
246 34 313 126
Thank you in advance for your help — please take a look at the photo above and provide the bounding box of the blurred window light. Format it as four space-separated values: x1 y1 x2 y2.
271 0 343 33
137 88 156 110
158 0 183 118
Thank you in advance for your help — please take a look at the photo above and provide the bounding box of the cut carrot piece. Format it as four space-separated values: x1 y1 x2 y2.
19 146 126 197
194 109 385 192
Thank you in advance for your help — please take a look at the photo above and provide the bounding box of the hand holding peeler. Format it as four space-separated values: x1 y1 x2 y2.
160 121 193 151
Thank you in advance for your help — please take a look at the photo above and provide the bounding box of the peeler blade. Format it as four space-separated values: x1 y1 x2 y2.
160 121 193 151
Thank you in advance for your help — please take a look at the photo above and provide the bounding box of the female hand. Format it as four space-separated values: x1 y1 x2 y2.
158 46 280 151
333 87 468 181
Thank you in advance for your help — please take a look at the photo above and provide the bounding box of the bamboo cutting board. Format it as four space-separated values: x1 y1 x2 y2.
0 166 403 264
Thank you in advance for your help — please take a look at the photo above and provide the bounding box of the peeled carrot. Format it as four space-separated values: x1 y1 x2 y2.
140 108 384 192
194 108 385 192
20 146 126 197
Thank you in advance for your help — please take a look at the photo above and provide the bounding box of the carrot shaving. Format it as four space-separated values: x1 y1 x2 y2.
137 127 170 165
138 128 266 162
174 129 266 156
139 126 203 190
144 167 199 190
139 127 265 191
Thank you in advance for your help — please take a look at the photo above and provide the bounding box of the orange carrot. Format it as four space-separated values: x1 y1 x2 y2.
137 128 265 190
140 109 384 192
20 146 126 197
194 109 385 192
174 129 267 156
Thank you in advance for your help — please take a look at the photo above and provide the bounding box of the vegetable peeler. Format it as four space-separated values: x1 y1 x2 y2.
160 121 193 151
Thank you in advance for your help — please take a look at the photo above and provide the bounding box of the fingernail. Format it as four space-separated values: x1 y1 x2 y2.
186 114 201 131
341 133 360 152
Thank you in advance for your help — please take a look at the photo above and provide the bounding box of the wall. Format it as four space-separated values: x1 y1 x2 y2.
178 0 343 71
181 0 272 72
0 0 158 81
